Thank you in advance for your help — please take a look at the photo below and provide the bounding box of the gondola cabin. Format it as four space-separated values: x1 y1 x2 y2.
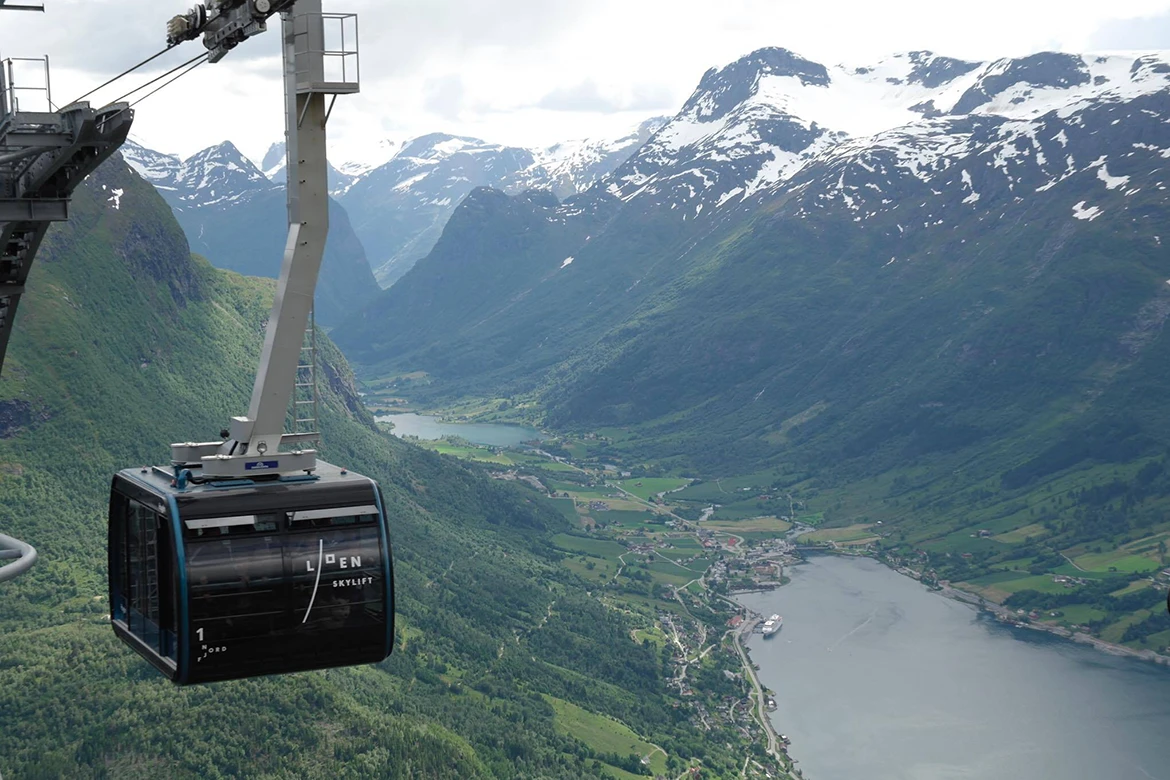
108 462 394 684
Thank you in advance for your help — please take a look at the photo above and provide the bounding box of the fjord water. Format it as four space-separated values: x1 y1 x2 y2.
739 556 1170 780
376 412 544 447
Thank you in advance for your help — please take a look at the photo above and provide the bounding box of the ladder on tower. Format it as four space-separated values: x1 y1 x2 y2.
290 306 320 444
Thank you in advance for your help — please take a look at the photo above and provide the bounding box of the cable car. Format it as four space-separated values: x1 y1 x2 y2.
108 462 394 685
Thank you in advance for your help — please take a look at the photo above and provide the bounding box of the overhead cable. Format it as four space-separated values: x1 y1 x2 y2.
127 54 208 109
103 53 209 125
111 51 208 106
68 44 181 106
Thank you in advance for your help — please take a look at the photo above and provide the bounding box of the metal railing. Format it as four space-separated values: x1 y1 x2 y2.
3 56 53 115
321 13 359 87
0 533 36 583
295 13 359 91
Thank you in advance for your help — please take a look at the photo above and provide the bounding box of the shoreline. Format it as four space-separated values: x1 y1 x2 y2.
814 548 1170 668
727 615 799 778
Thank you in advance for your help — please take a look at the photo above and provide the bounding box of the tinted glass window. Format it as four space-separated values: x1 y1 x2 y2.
111 495 176 661
186 529 286 646
178 505 389 683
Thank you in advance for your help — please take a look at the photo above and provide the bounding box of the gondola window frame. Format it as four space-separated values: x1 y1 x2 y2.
110 492 179 664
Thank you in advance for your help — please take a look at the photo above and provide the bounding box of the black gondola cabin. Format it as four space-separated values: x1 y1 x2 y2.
108 462 394 684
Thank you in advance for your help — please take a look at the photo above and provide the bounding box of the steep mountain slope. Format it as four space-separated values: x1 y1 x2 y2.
121 140 377 326
338 133 538 287
0 156 737 778
334 46 1170 480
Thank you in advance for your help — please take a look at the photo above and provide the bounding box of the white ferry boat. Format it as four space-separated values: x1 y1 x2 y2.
761 614 782 636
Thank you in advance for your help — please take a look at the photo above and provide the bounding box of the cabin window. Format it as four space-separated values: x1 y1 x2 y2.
185 518 286 644
111 495 177 661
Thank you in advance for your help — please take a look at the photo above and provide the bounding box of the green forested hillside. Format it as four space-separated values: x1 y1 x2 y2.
0 160 739 777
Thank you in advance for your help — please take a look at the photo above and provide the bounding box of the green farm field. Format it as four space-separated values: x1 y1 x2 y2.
617 478 692 501
551 534 627 558
542 692 664 776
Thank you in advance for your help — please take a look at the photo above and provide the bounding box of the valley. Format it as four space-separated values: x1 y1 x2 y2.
0 150 791 780
370 398 1170 776
373 394 1170 662
338 43 1170 693
4 9 1170 773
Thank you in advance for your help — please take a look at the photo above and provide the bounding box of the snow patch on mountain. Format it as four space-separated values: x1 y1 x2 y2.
122 138 183 190
1073 201 1104 220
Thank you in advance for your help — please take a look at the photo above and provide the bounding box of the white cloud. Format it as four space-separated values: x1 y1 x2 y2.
2 0 1168 163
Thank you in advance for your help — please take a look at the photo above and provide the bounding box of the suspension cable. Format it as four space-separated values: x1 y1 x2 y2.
102 53 209 125
127 55 208 108
111 51 208 106
68 43 181 106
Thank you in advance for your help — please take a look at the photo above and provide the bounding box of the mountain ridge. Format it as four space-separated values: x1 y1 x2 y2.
121 138 377 326
333 44 1170 473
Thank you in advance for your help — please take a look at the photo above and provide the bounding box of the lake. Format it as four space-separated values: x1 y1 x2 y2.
376 412 544 448
738 555 1170 780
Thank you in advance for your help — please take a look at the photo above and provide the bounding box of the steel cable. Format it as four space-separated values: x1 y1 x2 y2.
111 51 208 106
68 43 181 106
100 53 209 126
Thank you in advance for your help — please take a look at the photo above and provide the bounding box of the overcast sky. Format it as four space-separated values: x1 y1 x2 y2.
3 0 1170 166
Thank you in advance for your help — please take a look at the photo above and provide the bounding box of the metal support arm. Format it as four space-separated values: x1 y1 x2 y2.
0 533 37 583
237 5 329 458
173 0 359 479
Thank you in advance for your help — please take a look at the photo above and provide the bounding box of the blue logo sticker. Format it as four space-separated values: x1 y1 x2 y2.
245 460 279 471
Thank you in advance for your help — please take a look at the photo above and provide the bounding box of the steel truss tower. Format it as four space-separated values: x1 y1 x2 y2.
0 6 134 583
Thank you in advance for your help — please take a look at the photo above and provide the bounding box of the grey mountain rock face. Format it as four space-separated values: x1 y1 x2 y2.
121 139 377 326
336 121 670 287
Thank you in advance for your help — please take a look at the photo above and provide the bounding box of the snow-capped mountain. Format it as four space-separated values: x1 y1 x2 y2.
783 51 1170 230
259 141 361 195
122 139 275 216
123 139 272 210
336 133 538 286
334 138 403 184
334 121 668 286
604 48 1170 218
119 113 664 315
120 136 185 191
519 116 669 199
333 45 1170 441
261 141 286 181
